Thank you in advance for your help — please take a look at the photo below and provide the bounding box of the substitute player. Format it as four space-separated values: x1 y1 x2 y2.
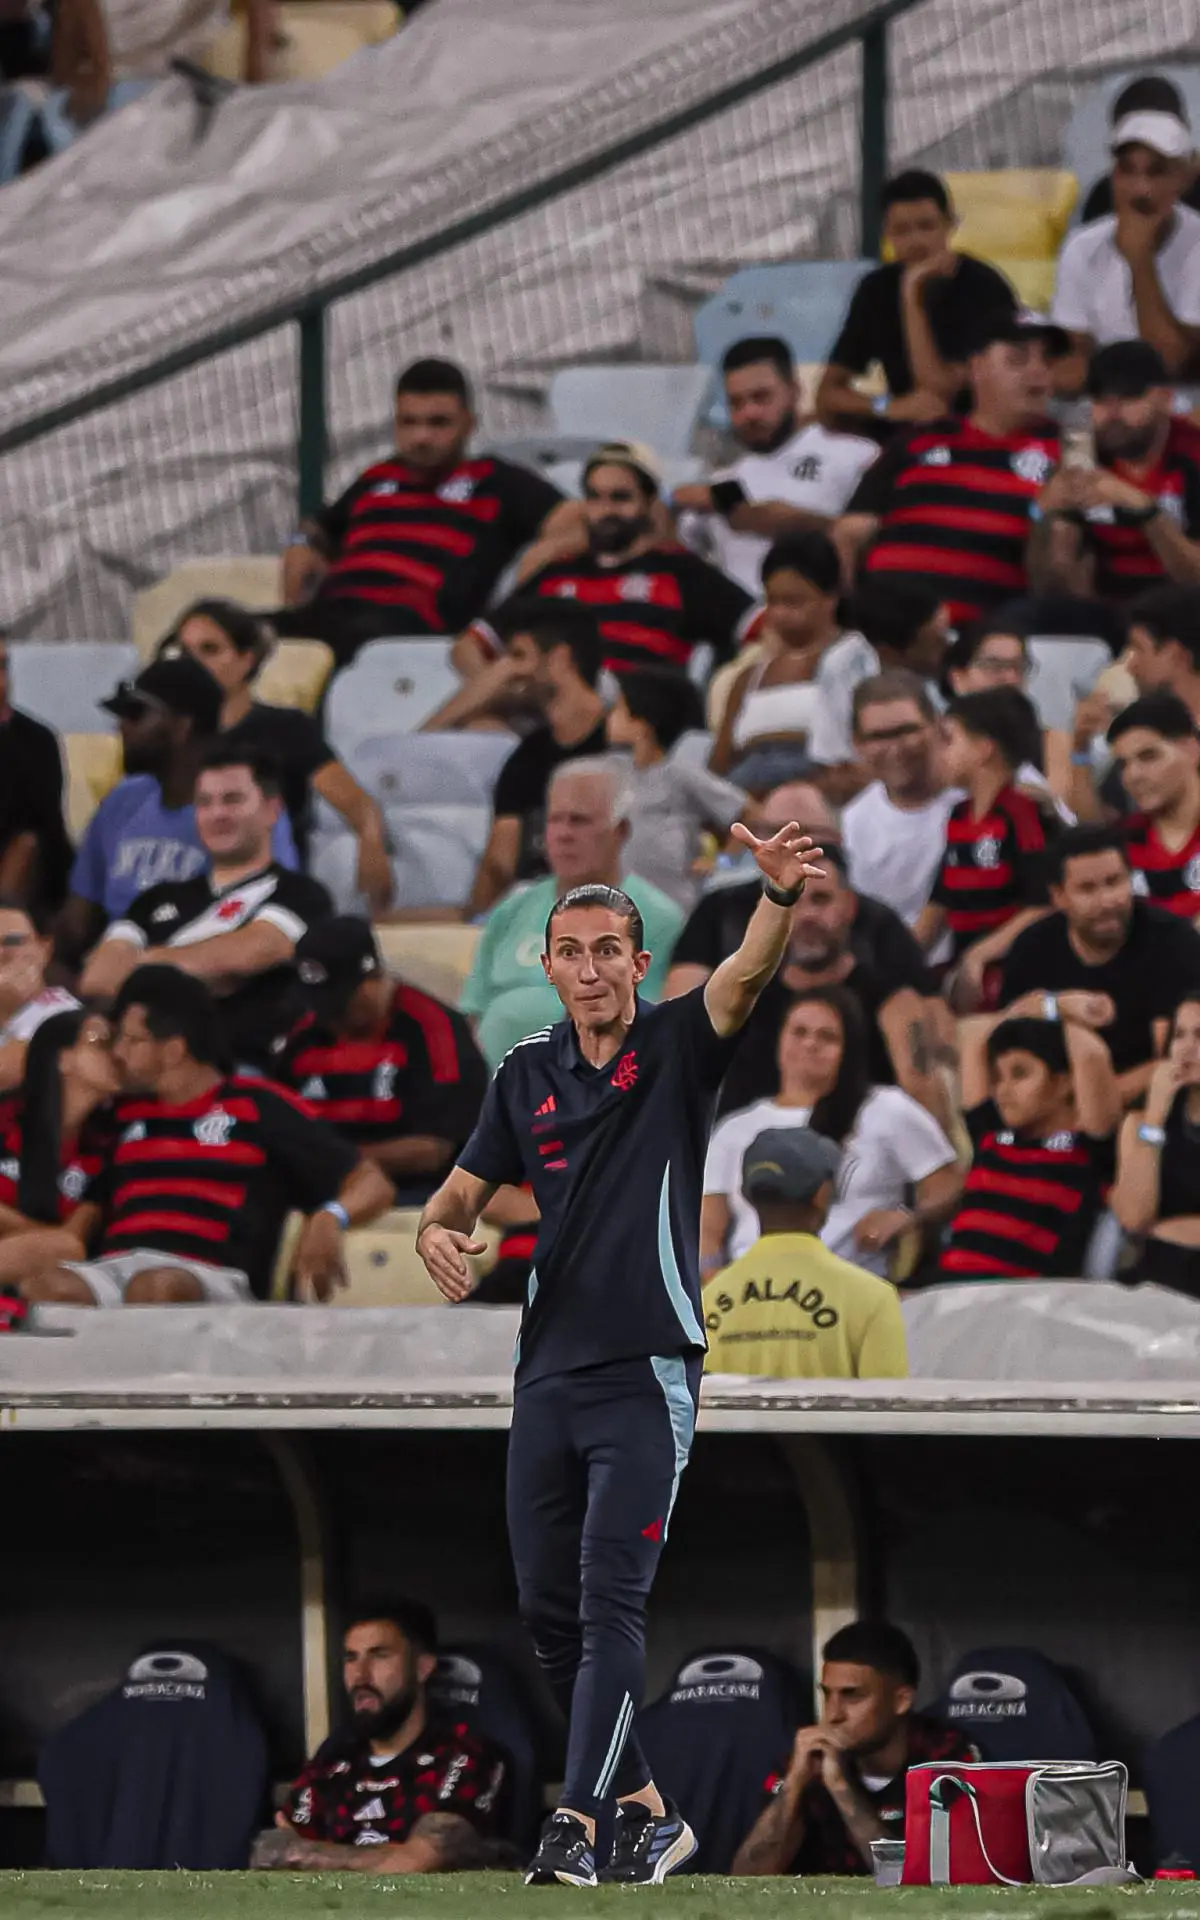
415 819 823 1887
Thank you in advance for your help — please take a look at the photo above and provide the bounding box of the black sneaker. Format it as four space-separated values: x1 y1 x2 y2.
600 1797 697 1883
524 1811 598 1887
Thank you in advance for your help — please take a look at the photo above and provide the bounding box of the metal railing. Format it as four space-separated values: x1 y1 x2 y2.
0 0 923 517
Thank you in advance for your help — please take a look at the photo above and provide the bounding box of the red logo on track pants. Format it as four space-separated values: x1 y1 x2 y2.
641 1517 663 1542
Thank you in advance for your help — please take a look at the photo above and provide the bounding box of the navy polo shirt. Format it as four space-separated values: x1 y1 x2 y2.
458 988 738 1386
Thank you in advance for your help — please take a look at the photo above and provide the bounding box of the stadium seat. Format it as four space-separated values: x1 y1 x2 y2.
203 0 399 82
331 1210 499 1307
1026 637 1113 733
9 641 139 736
429 1647 545 1848
63 734 122 840
694 262 872 426
1144 1709 1200 1870
987 259 1056 310
943 170 1078 270
325 639 461 754
638 1648 808 1874
255 641 334 714
931 1646 1098 1762
130 557 283 659
548 365 713 459
373 922 481 1008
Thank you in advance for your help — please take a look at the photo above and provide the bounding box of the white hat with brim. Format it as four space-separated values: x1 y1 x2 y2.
1111 110 1192 160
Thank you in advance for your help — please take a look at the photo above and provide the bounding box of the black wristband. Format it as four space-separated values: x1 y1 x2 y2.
710 477 748 519
1115 501 1161 528
763 878 803 908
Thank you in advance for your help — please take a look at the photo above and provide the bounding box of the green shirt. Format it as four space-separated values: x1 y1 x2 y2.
461 873 684 1068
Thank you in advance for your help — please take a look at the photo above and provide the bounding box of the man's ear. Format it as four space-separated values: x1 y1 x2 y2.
416 1651 438 1687
633 948 652 986
893 1682 916 1718
540 951 554 983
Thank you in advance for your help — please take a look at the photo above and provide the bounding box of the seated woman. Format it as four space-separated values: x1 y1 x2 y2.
1112 993 1200 1299
710 533 843 794
162 598 392 910
941 1009 1120 1280
0 1009 117 1288
0 899 79 1091
701 984 961 1280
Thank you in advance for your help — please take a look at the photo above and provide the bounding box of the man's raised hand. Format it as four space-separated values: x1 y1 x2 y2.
730 820 825 895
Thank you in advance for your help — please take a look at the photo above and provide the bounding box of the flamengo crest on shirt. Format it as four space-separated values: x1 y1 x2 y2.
193 1108 236 1147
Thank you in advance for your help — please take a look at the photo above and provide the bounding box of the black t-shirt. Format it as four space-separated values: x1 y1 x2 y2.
87 1077 360 1296
492 717 610 882
108 863 332 1070
458 988 739 1385
716 959 901 1118
670 877 934 995
0 707 72 908
999 903 1200 1077
221 704 335 854
828 255 1017 399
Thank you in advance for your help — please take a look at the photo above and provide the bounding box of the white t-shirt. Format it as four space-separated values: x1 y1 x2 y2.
682 425 879 595
843 782 957 955
1051 205 1200 346
704 1088 956 1276
806 631 880 767
0 986 80 1045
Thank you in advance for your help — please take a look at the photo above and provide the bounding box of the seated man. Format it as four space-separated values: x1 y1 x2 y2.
842 672 956 952
273 917 487 1204
57 655 297 965
1108 691 1200 915
253 1599 510 1876
461 759 682 1069
703 1128 908 1380
275 357 570 666
19 967 392 1307
1080 76 1200 222
0 631 72 911
463 441 762 681
807 585 948 804
817 169 1017 434
0 900 79 1089
1124 584 1200 723
80 745 330 1071
1000 825 1200 1108
940 1010 1120 1280
732 1622 973 1876
674 335 878 594
1052 102 1200 387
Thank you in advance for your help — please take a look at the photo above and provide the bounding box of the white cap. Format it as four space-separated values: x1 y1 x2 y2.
1110 110 1192 160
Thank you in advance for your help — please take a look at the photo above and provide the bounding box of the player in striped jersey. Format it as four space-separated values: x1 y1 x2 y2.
941 1009 1120 1280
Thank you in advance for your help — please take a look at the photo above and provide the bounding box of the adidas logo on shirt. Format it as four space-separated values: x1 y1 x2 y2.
534 1095 557 1117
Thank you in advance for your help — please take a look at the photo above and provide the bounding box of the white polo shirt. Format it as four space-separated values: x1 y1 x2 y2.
1051 205 1200 346
682 424 879 594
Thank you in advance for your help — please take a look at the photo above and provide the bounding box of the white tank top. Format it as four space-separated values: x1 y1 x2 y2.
730 665 820 751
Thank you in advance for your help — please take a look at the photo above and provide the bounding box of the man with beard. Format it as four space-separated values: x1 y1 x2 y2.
56 658 297 968
672 337 878 594
732 1621 973 1876
1031 342 1200 599
465 441 763 680
253 1602 510 1875
1000 824 1200 1107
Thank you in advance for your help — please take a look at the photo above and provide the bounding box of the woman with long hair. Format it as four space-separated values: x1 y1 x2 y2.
162 598 392 910
701 985 961 1278
0 1009 118 1284
1112 993 1200 1298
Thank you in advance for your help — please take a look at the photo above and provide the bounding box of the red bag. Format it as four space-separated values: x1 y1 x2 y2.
901 1760 1134 1886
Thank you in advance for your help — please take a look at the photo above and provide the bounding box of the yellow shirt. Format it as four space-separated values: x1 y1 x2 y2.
703 1233 908 1380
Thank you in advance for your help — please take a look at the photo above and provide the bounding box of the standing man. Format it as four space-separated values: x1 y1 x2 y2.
673 337 878 594
416 820 825 1886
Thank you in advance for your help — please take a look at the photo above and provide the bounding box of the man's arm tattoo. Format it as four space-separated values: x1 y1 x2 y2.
731 1793 799 1875
410 1811 488 1872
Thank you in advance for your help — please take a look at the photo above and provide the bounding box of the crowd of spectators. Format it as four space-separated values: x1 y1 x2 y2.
7 91 1200 1358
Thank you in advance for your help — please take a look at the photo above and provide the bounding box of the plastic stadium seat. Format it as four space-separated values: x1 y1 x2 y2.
131 557 282 659
932 1646 1097 1762
325 639 460 754
1026 637 1113 733
1063 68 1200 225
312 807 492 913
987 259 1056 310
373 922 481 1008
9 641 138 735
694 262 872 425
203 0 398 81
333 1210 499 1307
255 640 334 714
64 734 122 841
549 365 713 459
943 171 1078 267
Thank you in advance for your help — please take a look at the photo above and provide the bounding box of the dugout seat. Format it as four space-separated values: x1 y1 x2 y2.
39 1641 268 1868
931 1646 1098 1762
637 1648 808 1874
430 1647 545 1848
373 922 481 1010
131 557 283 659
1144 1709 1200 1869
9 641 138 735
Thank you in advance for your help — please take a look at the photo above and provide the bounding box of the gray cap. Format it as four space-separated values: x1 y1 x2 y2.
742 1127 841 1204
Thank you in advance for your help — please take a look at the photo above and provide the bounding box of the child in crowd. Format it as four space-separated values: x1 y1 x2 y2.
941 1011 1120 1280
605 668 746 912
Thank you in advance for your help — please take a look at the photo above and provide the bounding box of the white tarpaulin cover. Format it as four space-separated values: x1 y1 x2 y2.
0 0 1197 635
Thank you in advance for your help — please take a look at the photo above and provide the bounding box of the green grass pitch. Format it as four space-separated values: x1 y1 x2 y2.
2 1876 1197 1918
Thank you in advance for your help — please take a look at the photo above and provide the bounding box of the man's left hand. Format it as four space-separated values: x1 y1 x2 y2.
730 820 825 896
291 1210 348 1303
1114 207 1159 266
1085 469 1156 516
355 838 394 914
819 1742 852 1798
903 248 958 291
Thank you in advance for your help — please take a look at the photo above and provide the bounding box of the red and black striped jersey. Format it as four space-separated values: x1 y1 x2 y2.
1125 812 1200 919
314 455 562 635
931 785 1052 958
847 415 1060 622
940 1100 1113 1279
0 1095 113 1223
271 983 487 1149
476 545 762 676
1084 420 1200 598
85 1077 360 1295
